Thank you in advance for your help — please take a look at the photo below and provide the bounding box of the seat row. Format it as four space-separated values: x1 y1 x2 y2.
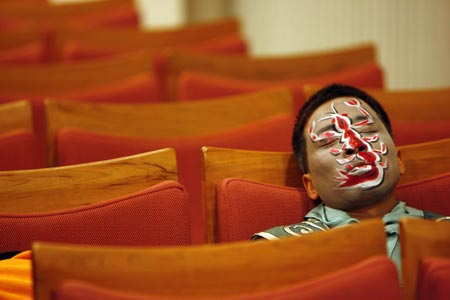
28 218 449 300
0 140 449 247
2 87 450 243
2 85 449 166
2 219 448 300
1 140 449 299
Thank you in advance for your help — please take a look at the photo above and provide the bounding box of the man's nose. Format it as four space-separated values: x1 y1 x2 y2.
344 143 368 156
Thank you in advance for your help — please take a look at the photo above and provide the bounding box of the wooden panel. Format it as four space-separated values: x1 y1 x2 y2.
0 148 177 213
51 17 240 57
399 138 450 184
400 218 450 300
0 100 33 134
45 87 293 166
33 219 386 300
304 85 450 121
0 50 152 93
167 43 376 100
0 0 135 22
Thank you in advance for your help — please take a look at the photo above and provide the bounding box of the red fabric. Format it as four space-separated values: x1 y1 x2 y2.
0 181 191 253
216 178 314 242
418 256 450 300
177 62 384 112
0 72 162 167
396 172 450 216
0 129 40 171
0 42 46 63
392 120 450 146
54 256 400 300
56 114 294 244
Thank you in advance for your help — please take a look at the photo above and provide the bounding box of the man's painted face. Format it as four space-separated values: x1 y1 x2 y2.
305 97 400 210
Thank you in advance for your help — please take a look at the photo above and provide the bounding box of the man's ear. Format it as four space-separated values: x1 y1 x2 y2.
302 173 320 200
397 150 406 175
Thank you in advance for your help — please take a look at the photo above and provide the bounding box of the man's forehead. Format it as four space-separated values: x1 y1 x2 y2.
312 97 372 119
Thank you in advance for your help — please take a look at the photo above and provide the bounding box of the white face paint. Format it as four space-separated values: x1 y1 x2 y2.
305 97 400 210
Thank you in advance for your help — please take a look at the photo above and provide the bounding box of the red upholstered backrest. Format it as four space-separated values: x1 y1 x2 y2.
0 129 40 170
177 62 384 112
0 181 191 253
216 178 314 242
396 172 450 216
54 256 401 300
391 120 450 146
217 172 450 243
56 114 294 243
418 257 450 300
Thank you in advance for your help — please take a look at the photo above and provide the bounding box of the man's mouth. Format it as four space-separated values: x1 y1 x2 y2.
337 163 380 188
345 164 373 176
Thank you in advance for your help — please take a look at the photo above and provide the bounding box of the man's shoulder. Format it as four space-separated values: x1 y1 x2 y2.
251 218 330 240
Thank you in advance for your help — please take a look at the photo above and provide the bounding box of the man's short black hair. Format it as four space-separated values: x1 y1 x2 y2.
292 84 393 174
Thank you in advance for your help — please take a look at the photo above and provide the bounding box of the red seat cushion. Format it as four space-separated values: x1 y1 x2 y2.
0 181 191 253
396 172 450 216
177 62 384 112
54 256 401 300
418 256 450 300
216 178 313 242
56 114 294 243
0 129 40 170
218 172 450 243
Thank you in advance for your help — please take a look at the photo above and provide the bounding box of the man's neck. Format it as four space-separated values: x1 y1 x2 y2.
346 194 399 220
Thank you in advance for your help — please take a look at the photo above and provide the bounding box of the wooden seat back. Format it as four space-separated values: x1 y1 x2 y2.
399 138 450 184
400 218 450 300
0 0 137 32
0 148 177 213
304 85 450 121
0 100 33 134
50 17 242 59
44 88 293 166
167 43 377 100
0 50 153 94
33 219 386 300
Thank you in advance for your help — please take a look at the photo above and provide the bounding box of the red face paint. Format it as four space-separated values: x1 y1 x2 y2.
309 99 388 189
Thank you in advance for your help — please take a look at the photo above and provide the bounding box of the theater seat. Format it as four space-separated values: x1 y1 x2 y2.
177 62 384 112
55 114 294 244
53 256 400 300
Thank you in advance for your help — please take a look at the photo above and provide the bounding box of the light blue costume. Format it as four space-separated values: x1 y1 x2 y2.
252 201 449 279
